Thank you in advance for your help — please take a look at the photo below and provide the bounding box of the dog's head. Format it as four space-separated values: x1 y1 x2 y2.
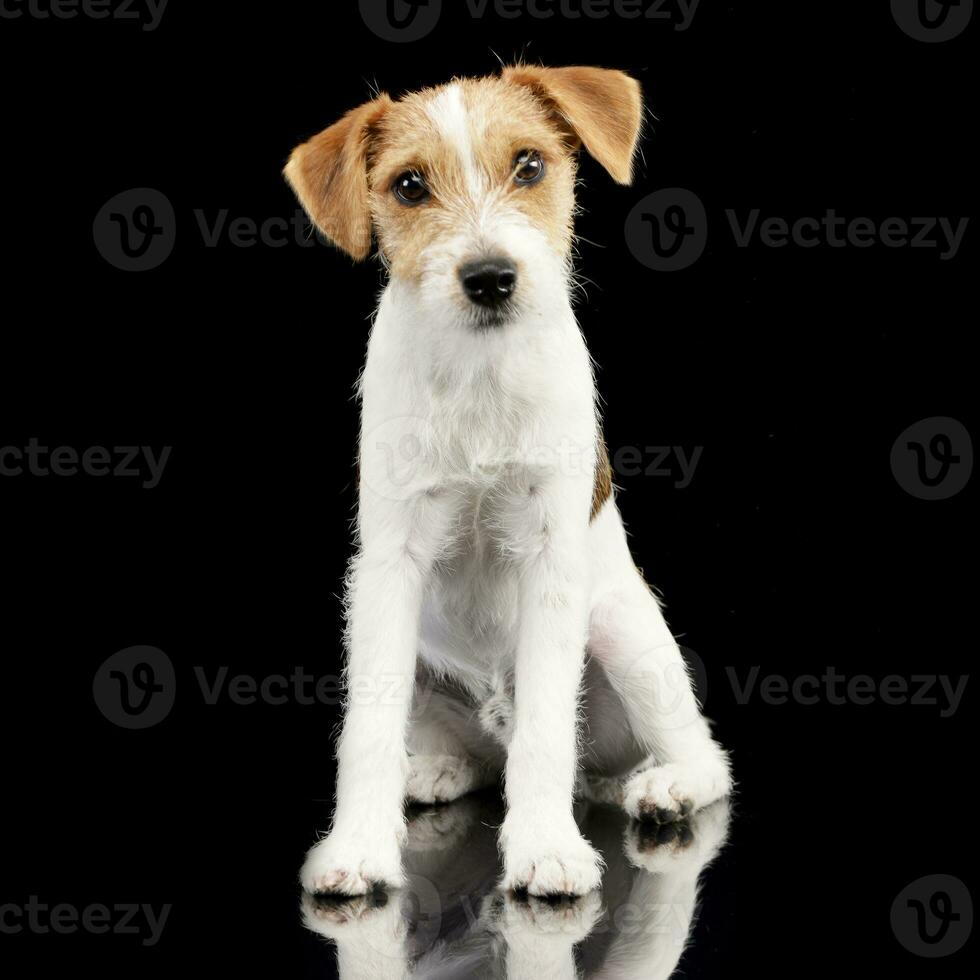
285 66 642 329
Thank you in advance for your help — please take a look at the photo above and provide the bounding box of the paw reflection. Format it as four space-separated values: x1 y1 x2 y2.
487 889 604 941
403 796 485 852
303 888 390 928
626 797 730 876
301 793 731 979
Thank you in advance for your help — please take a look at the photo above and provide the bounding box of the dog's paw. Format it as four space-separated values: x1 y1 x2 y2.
501 819 603 897
300 829 405 896
623 758 732 823
406 754 484 804
623 765 695 824
624 759 732 824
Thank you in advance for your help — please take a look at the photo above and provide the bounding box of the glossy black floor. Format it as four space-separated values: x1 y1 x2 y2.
0 2 974 978
299 795 733 979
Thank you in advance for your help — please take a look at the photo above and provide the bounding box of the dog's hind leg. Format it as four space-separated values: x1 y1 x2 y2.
406 681 503 805
588 576 731 822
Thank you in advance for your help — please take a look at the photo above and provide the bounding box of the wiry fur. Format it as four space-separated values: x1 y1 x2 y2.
285 64 732 900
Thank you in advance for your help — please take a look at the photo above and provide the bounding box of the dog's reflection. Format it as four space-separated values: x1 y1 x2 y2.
301 793 730 979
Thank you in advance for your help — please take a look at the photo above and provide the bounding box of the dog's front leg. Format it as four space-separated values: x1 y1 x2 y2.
500 484 602 897
301 489 455 896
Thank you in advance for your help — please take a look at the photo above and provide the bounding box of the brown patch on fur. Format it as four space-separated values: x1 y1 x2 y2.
284 95 393 260
591 435 614 521
283 65 643 268
502 65 643 185
367 76 577 279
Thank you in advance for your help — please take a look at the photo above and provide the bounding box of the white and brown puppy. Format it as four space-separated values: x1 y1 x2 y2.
285 65 731 899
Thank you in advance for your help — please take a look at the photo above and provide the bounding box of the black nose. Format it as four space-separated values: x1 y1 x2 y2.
459 257 517 307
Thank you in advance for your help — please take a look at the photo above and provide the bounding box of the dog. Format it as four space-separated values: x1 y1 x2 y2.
284 64 732 899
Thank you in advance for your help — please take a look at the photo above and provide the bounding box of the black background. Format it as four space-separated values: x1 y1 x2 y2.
0 1 974 976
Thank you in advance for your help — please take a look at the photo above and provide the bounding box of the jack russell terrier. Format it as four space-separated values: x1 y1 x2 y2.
285 64 732 899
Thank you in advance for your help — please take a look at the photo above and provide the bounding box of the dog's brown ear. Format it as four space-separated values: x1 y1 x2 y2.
504 65 642 185
283 95 393 260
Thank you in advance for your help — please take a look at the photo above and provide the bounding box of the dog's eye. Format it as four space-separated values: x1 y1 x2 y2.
393 171 429 206
514 150 545 185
